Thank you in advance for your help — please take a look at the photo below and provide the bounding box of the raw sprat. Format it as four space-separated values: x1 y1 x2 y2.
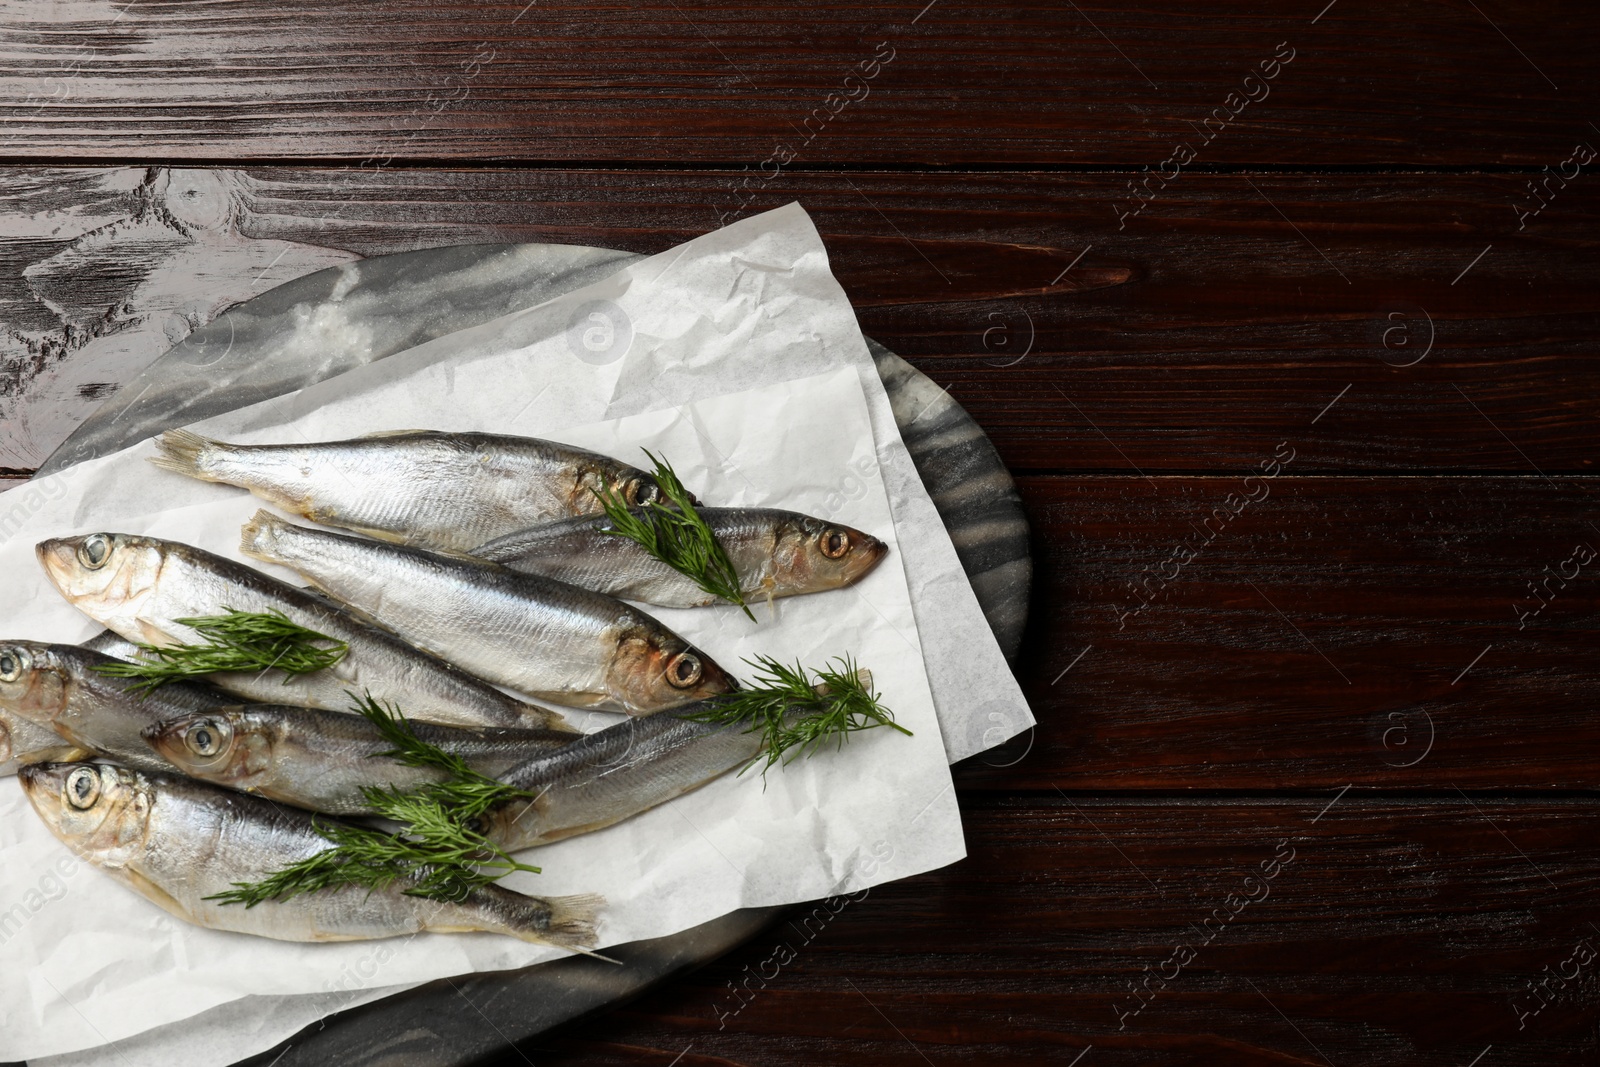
473 506 888 609
151 428 676 552
240 510 735 715
35 532 577 733
146 702 571 816
20 760 604 953
199 692 554 912
590 451 758 618
0 639 237 774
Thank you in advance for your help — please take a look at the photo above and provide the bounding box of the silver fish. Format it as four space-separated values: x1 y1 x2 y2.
472 507 888 608
0 641 229 774
483 701 765 851
20 761 602 949
151 428 673 552
240 511 736 715
145 704 572 816
35 532 577 734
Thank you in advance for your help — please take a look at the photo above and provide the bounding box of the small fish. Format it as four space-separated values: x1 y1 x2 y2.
482 700 766 851
472 507 889 608
151 428 673 552
241 511 736 714
21 761 603 949
145 704 572 816
36 532 577 734
0 640 227 774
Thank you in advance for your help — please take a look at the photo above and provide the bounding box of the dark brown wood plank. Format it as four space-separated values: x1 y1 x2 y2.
0 2 1594 165
3 167 1597 474
499 797 1600 1066
957 473 1600 791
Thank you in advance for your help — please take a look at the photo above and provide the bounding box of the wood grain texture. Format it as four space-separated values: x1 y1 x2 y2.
496 798 1600 1066
0 1 1594 165
2 167 1597 473
3 4 1599 1057
963 473 1600 791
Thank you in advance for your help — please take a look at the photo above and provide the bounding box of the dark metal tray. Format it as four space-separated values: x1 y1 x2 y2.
40 241 1031 1067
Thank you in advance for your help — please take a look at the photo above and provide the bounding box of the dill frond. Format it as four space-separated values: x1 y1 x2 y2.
206 691 541 907
92 608 347 694
686 654 911 774
593 450 754 620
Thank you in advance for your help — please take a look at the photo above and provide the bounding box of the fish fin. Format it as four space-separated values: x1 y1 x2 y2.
150 429 226 482
516 702 582 736
17 743 95 764
442 889 612 958
239 508 291 562
357 428 433 439
305 588 415 642
122 866 194 918
544 892 606 946
136 620 182 648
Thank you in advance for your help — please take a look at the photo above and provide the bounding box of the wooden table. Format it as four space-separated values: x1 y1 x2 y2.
3 3 1598 1064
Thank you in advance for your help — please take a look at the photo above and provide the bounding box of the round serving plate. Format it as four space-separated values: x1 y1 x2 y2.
41 241 1032 1067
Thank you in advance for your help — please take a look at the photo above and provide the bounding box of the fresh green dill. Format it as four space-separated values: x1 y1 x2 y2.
92 608 347 694
349 691 528 823
206 692 540 908
593 450 755 620
687 654 911 774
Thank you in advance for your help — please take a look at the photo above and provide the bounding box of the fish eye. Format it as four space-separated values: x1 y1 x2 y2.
0 647 28 683
184 719 227 758
667 652 703 689
820 528 851 559
77 534 112 570
630 480 658 507
66 766 100 810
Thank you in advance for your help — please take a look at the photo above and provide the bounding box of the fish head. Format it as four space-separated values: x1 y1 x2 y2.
20 761 152 869
608 628 736 712
143 708 271 788
0 641 73 728
771 516 888 595
36 533 166 634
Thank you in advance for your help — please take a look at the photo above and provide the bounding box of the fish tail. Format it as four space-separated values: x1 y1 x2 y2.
150 429 228 482
541 892 613 959
469 887 612 958
239 508 291 562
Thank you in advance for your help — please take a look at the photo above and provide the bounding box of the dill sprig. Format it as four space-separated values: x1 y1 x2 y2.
206 692 540 908
687 654 911 774
350 691 527 823
92 608 348 694
593 450 755 620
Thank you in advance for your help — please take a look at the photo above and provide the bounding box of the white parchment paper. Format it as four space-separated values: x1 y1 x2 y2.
0 367 963 1061
3 204 1029 1063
